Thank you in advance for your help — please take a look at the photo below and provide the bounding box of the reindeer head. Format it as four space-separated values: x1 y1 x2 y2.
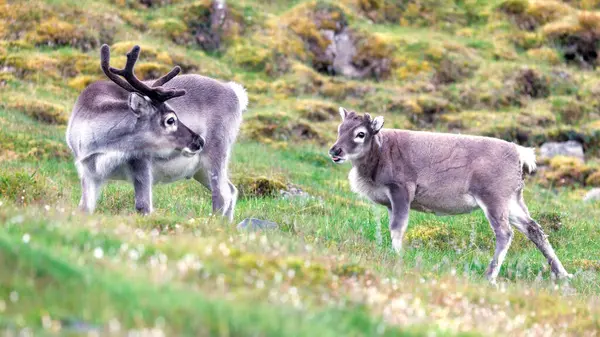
100 44 204 157
329 107 384 164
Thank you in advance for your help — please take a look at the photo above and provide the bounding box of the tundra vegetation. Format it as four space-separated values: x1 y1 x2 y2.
1 0 600 335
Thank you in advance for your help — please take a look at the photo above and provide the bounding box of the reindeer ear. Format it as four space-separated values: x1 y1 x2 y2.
339 107 349 121
128 92 154 118
371 116 384 133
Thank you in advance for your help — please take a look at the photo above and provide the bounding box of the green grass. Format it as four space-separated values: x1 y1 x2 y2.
1 0 600 335
2 133 600 335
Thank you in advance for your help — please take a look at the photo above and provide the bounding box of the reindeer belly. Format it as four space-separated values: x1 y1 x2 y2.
411 191 479 215
151 155 202 184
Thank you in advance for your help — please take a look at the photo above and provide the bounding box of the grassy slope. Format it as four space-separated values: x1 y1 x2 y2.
1 0 600 335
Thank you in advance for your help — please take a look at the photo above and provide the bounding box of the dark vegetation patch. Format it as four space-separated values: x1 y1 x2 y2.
425 44 480 85
537 211 564 232
137 0 180 7
406 221 455 250
235 176 287 198
543 12 600 68
512 67 550 98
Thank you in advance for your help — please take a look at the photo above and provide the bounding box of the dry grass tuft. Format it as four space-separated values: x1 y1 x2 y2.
526 46 561 64
68 75 99 91
500 0 572 30
540 156 596 187
295 100 339 122
586 170 600 186
1 97 67 125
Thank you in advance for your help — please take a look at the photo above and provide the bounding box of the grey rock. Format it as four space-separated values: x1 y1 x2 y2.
584 188 600 202
315 28 381 80
540 141 585 162
280 185 311 199
237 218 278 231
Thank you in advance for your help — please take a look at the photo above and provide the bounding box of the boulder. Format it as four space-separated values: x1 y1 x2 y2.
584 188 600 202
285 3 392 80
182 0 244 52
539 140 585 162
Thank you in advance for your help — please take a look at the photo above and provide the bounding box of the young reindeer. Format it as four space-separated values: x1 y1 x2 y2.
329 108 572 283
66 44 248 220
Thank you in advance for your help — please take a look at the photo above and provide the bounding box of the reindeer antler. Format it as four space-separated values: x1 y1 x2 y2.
101 44 136 93
152 66 181 88
100 44 186 102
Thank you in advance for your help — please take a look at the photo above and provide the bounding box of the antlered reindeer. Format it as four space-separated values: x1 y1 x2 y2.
66 44 248 220
329 108 572 283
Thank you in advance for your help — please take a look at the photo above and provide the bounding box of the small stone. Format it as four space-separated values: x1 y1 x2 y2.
236 218 278 231
540 141 585 162
280 185 312 199
584 188 600 202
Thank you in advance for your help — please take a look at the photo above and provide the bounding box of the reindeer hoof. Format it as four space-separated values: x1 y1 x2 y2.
391 231 403 253
558 273 574 280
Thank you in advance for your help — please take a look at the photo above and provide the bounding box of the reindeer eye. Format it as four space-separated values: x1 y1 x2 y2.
164 114 177 127
357 132 366 139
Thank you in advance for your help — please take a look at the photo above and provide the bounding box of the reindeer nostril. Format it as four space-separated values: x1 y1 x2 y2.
329 147 342 156
193 135 205 149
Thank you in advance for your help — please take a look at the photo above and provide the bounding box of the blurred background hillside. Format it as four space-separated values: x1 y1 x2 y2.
2 0 600 185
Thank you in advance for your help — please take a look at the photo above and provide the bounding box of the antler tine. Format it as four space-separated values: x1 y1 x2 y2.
108 45 156 97
152 66 181 87
108 45 186 102
100 44 136 93
155 87 187 101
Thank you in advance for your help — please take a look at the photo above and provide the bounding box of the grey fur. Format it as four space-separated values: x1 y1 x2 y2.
66 45 247 220
329 108 571 283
